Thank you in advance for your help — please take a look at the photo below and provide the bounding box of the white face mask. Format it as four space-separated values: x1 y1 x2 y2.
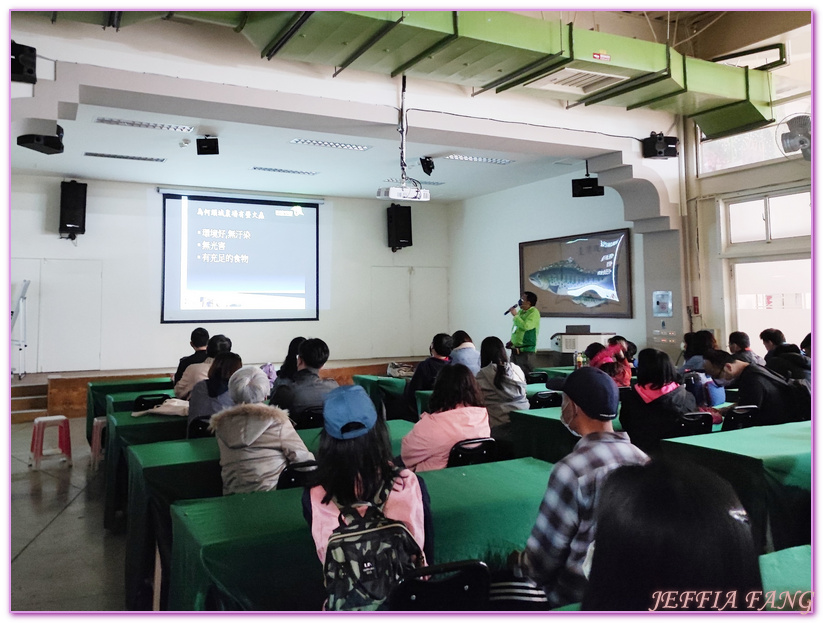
560 395 582 438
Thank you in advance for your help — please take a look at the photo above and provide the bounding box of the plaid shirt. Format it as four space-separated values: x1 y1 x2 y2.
523 431 649 607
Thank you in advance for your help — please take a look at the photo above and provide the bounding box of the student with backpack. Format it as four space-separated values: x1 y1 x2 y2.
302 385 433 610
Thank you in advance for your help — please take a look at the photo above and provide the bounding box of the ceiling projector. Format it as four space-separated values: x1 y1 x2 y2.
376 186 430 201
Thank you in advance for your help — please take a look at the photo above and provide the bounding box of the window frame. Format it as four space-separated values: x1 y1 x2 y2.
720 186 812 257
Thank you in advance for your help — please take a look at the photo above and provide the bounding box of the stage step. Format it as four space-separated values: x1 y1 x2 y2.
11 383 49 423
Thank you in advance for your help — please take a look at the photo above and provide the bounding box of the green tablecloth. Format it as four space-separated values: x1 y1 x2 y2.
104 409 189 531
509 402 733 465
124 420 413 609
105 389 176 416
533 366 576 379
509 407 579 464
759 545 812 610
86 377 174 443
352 375 410 420
659 421 811 552
415 383 547 417
168 457 552 611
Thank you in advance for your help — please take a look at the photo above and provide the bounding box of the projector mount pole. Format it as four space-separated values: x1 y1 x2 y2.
399 75 409 187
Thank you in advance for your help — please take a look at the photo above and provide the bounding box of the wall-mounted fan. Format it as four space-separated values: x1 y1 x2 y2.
776 113 811 161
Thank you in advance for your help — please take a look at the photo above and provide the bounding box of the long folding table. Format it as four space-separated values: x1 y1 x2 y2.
124 420 414 609
167 457 553 611
659 421 811 553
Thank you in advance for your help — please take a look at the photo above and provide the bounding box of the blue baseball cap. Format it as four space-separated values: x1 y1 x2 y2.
563 366 619 421
323 385 378 440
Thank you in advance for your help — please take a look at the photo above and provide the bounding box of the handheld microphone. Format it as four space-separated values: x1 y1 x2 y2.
503 299 522 316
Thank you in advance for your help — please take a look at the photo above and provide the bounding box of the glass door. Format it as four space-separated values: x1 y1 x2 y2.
731 258 812 358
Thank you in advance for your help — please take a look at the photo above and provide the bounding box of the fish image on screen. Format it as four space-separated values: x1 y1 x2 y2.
519 229 633 318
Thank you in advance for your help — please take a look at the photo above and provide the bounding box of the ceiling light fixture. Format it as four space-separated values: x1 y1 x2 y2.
290 138 371 151
444 154 514 165
84 152 166 162
384 178 444 186
253 166 319 175
94 117 194 132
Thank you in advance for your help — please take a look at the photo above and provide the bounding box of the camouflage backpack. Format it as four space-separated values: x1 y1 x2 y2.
323 478 424 611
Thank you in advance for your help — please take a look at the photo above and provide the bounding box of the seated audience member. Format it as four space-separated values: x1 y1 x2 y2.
728 331 766 366
270 338 338 416
174 327 209 384
800 332 811 357
584 342 606 364
401 364 490 472
209 366 314 495
589 338 632 387
475 336 530 457
759 328 795 363
269 336 306 399
677 329 725 405
175 334 232 399
582 460 763 611
622 339 638 368
450 330 482 374
302 385 433 564
619 349 697 452
765 343 811 382
509 367 649 608
702 349 809 425
404 333 453 414
187 351 243 438
678 329 717 373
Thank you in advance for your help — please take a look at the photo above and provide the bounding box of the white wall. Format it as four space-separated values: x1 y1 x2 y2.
11 174 452 372
448 172 646 351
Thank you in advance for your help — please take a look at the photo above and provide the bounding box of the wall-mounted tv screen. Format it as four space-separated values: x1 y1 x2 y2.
162 192 319 323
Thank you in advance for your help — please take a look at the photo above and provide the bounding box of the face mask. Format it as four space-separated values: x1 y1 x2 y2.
560 398 582 438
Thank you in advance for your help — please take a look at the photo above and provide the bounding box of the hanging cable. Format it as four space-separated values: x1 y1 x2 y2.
397 75 422 190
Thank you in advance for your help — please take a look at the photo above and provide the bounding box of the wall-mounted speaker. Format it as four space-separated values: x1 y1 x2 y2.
60 180 87 237
387 204 412 252
196 137 219 155
11 40 37 84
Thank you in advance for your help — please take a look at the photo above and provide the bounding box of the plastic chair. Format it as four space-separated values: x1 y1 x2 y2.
529 390 562 409
525 371 549 385
90 415 107 470
290 406 324 430
29 415 73 469
388 560 490 611
671 411 713 438
447 438 497 468
276 460 318 489
721 405 759 431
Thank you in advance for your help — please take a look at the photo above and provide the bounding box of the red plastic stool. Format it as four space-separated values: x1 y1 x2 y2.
90 416 107 470
29 415 73 469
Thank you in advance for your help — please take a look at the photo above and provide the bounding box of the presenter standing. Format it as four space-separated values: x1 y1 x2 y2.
506 291 540 373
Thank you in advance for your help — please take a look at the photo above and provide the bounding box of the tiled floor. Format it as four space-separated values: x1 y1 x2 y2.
10 417 126 611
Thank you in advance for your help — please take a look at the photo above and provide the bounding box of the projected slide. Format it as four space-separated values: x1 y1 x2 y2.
163 194 319 322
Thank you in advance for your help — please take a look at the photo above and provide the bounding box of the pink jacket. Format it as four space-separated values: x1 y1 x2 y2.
309 469 426 562
401 405 490 473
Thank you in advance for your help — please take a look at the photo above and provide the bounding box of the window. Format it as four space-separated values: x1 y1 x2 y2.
698 95 811 174
727 190 810 244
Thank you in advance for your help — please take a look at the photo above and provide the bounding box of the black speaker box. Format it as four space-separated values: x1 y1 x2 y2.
196 137 219 155
387 204 412 250
17 128 64 155
60 180 87 236
642 133 679 158
11 40 37 84
571 177 605 197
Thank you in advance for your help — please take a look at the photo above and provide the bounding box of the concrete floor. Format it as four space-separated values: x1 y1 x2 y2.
10 417 126 611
